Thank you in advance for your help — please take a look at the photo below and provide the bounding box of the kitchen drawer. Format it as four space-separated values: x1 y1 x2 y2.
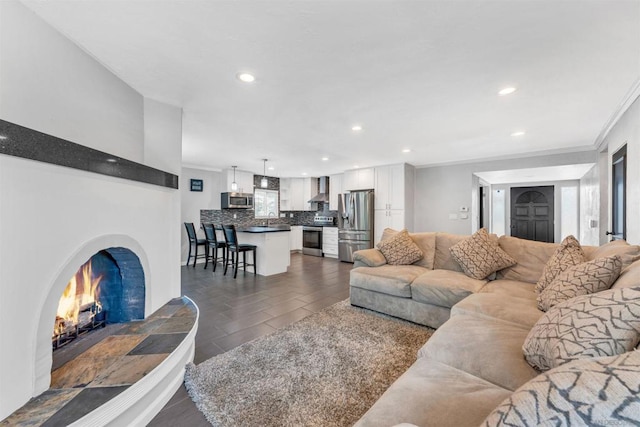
323 236 338 245
323 245 338 256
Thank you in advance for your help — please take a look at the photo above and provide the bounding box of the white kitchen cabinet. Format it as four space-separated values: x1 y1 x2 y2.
374 209 406 244
329 173 343 211
374 164 406 210
280 177 318 211
225 169 254 193
322 227 338 258
343 168 374 191
290 225 303 252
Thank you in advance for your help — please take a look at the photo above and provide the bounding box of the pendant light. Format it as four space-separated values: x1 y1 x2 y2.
260 159 268 188
231 166 238 191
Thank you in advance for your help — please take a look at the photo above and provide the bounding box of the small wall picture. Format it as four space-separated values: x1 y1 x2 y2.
190 179 203 192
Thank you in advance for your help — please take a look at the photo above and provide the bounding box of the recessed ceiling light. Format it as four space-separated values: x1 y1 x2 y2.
511 131 526 137
0 135 7 140
321 157 329 161
351 125 362 132
498 87 517 96
301 172 308 176
353 165 360 169
237 73 255 83
268 166 275 171
402 149 411 153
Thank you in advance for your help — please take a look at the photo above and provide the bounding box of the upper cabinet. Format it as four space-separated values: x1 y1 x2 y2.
343 167 374 191
224 169 254 193
329 173 343 210
374 164 407 210
280 177 318 211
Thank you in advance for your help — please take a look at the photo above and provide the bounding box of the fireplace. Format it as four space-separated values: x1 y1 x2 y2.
52 248 145 351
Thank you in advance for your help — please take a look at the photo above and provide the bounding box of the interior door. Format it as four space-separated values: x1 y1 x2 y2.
510 186 554 242
608 145 627 241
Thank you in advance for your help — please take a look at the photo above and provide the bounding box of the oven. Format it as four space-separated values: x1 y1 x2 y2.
302 226 323 257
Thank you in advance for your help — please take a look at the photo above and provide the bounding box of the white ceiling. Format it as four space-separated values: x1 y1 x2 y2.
22 0 640 177
475 163 596 185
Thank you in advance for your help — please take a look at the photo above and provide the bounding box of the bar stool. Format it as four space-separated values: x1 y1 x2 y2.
222 224 257 278
184 222 206 267
203 223 226 272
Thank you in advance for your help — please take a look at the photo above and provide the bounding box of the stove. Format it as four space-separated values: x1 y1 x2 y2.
302 216 335 256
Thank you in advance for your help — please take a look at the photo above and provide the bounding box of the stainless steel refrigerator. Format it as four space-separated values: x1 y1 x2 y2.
338 190 374 262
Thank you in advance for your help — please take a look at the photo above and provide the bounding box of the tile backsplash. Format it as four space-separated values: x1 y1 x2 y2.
201 205 337 227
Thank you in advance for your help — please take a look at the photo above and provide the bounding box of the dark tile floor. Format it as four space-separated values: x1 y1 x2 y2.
148 253 353 426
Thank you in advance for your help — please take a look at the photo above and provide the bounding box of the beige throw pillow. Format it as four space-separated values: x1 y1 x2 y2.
523 287 640 372
537 255 623 311
449 228 516 280
535 235 584 294
482 351 640 426
376 229 423 265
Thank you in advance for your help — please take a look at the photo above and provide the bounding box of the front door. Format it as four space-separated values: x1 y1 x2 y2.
510 186 554 242
608 145 627 241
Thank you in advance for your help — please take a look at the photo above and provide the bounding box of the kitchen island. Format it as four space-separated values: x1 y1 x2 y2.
236 225 291 276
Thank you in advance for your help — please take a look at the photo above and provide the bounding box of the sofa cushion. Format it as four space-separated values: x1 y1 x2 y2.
482 351 640 427
583 239 640 268
496 236 559 284
450 228 516 280
411 269 487 308
379 229 437 269
535 235 584 294
451 293 543 329
350 265 429 298
433 232 469 272
354 358 511 427
418 315 539 391
353 248 388 267
479 279 536 301
377 229 423 265
613 258 640 289
523 287 640 371
537 255 623 311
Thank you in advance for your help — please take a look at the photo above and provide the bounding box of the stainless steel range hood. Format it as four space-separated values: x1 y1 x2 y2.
308 176 329 203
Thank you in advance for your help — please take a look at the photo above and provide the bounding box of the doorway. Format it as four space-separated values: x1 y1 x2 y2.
510 186 554 242
609 145 627 241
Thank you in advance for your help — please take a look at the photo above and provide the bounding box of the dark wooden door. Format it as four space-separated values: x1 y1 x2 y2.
510 186 554 242
608 145 626 241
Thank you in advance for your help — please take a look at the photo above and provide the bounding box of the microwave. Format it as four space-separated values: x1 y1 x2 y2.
221 192 254 209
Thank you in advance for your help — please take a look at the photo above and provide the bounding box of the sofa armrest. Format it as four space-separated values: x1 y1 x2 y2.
353 248 387 267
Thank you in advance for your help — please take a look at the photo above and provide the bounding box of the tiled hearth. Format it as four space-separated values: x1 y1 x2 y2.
2 297 197 426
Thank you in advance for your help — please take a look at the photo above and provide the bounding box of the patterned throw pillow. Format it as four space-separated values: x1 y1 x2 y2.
535 235 584 294
376 229 423 265
537 255 623 311
482 351 640 426
523 287 640 371
449 228 516 280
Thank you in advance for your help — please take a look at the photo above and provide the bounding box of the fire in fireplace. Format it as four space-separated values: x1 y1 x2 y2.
51 248 146 350
53 259 106 349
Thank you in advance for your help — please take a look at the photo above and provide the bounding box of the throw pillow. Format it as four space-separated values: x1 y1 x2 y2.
376 229 423 265
523 286 640 371
535 235 584 294
482 351 640 426
449 228 516 280
537 255 623 311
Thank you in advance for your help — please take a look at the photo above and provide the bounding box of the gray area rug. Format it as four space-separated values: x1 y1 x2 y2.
184 300 433 427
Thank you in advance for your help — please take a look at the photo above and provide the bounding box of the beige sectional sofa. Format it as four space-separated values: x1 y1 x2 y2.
350 231 640 426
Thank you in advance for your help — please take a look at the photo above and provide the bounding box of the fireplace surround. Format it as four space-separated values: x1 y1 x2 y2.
0 119 186 421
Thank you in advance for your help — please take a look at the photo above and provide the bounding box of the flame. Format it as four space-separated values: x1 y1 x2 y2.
55 260 102 331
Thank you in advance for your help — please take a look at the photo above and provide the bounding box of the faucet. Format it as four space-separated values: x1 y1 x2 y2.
267 212 276 226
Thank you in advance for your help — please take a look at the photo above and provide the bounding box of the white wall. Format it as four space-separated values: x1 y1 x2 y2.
602 95 640 244
144 99 183 175
414 151 597 235
180 167 223 263
0 0 144 162
0 0 182 418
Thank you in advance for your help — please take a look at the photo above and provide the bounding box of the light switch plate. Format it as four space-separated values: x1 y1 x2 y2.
460 213 469 220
